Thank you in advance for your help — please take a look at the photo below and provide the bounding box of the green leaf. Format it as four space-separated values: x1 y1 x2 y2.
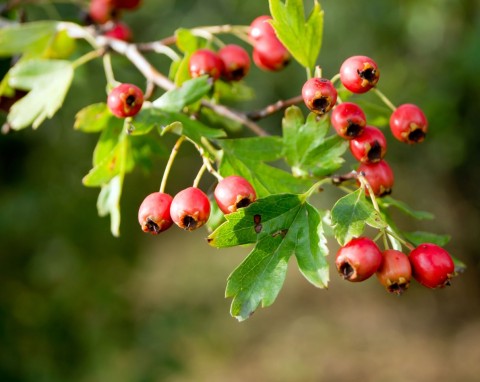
152 76 213 112
214 80 255 103
0 21 57 57
74 103 116 133
331 188 387 245
379 196 434 220
217 136 314 197
175 28 203 54
452 257 467 274
403 231 451 247
269 0 324 69
208 194 329 321
97 175 123 237
8 59 74 130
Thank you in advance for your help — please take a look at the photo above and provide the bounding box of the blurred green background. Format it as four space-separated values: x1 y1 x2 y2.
1 0 480 381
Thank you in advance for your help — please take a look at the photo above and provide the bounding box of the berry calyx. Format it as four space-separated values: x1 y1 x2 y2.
376 249 412 295
107 83 144 118
302 78 338 116
389 103 428 144
335 237 383 282
340 55 380 94
138 192 173 234
189 49 225 81
218 44 251 81
214 176 257 214
252 36 290 72
358 160 394 197
249 15 275 41
349 125 387 163
330 102 367 139
104 21 132 41
409 243 455 288
170 187 211 231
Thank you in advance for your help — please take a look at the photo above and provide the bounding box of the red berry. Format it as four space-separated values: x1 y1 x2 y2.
170 187 211 231
107 83 144 118
330 102 366 139
214 176 257 214
249 15 275 41
409 243 455 288
252 36 290 72
302 78 338 116
349 125 387 163
89 0 115 24
376 249 412 295
340 55 380 94
218 44 251 81
189 49 225 81
114 0 141 10
389 103 428 144
138 192 173 234
358 160 394 197
335 237 383 282
104 21 132 41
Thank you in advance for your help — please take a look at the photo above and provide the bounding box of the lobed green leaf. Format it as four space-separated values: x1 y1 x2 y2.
0 21 57 57
379 196 434 220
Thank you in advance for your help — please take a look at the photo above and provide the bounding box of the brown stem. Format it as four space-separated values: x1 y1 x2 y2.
331 171 358 186
247 95 304 121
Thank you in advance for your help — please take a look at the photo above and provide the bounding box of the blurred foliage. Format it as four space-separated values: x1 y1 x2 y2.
1 0 479 381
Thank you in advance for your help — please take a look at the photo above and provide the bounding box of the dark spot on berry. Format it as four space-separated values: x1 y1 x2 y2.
182 215 197 230
358 68 377 83
230 68 246 81
126 94 136 106
367 141 383 162
387 282 408 295
346 122 363 137
339 261 354 279
145 218 160 234
312 97 329 113
236 198 251 209
379 187 392 197
408 129 426 143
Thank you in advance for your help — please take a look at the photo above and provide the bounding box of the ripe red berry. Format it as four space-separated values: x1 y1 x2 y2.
214 176 257 214
89 0 115 24
358 160 394 197
340 55 380 94
252 36 290 72
249 15 275 41
114 0 142 10
138 192 173 234
107 83 144 118
376 249 412 295
170 187 211 231
218 44 251 81
189 49 225 81
335 237 383 282
389 103 428 144
409 243 455 288
302 78 337 116
349 125 387 163
104 21 132 41
330 102 366 139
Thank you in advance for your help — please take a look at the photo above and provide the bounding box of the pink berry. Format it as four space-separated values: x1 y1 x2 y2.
107 83 144 118
409 243 455 288
89 0 115 24
170 187 211 231
349 125 387 163
138 192 173 234
330 102 367 139
302 78 337 116
249 15 275 41
189 49 225 81
252 36 290 72
357 160 394 197
340 55 380 94
389 103 428 144
104 21 132 41
218 44 251 81
376 249 412 295
214 176 257 214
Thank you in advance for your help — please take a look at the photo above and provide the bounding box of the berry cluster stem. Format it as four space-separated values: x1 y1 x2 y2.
372 88 397 112
160 135 185 193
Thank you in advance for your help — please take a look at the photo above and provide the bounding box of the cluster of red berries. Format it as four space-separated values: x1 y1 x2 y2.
302 55 428 196
336 237 455 293
137 176 257 234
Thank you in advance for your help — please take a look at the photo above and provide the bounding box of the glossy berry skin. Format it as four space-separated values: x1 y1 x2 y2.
340 55 380 94
170 187 211 231
330 102 366 139
138 192 173 234
376 249 412 295
218 44 251 81
409 243 455 288
349 125 387 163
189 49 225 81
107 83 144 118
252 36 290 72
335 237 383 282
89 0 115 24
249 15 275 41
302 78 338 116
104 22 132 41
214 176 257 214
358 160 394 197
390 104 428 144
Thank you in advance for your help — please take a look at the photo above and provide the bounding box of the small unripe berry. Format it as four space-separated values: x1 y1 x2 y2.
189 49 225 81
349 125 387 163
358 160 394 197
218 44 251 81
302 78 337 116
104 21 132 41
249 15 275 41
107 83 144 118
376 249 412 295
335 237 383 282
138 192 173 234
170 187 211 231
340 55 380 94
389 104 428 144
409 243 455 288
330 102 367 139
214 176 257 214
252 36 290 72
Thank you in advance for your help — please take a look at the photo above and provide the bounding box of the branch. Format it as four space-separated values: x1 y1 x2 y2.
247 95 304 121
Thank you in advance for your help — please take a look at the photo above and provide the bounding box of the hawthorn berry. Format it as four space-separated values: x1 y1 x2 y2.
189 49 225 81
115 0 142 10
252 36 290 72
170 187 211 231
302 78 337 116
104 21 132 41
249 15 275 41
138 192 173 234
88 0 116 24
107 83 144 118
335 237 383 282
389 103 428 144
358 160 394 197
330 102 366 139
376 249 412 295
214 176 256 214
340 55 380 94
218 44 251 81
409 243 455 288
349 125 387 163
